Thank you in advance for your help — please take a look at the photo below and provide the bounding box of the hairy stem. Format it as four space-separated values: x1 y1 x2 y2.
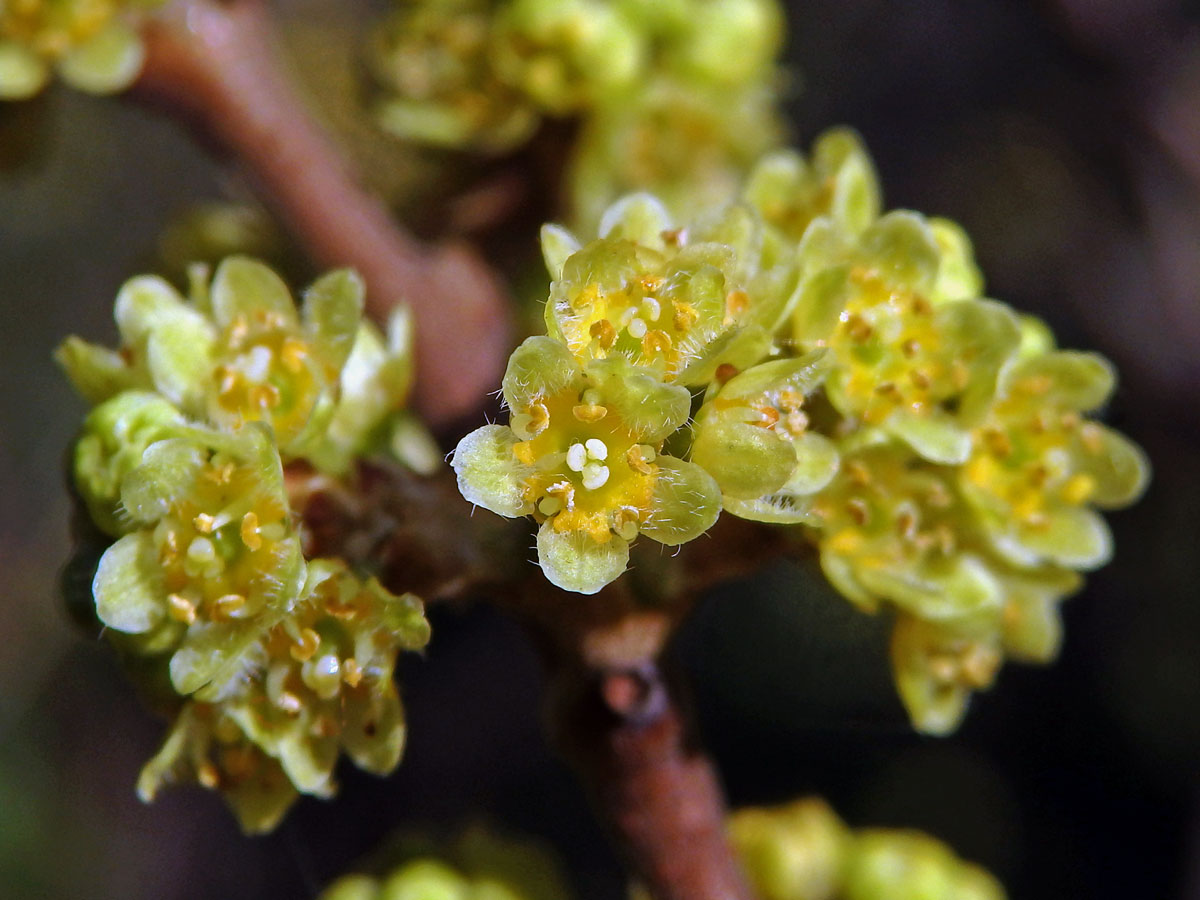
132 0 513 427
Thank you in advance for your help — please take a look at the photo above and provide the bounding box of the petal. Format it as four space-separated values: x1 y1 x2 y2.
222 766 298 835
303 268 364 372
673 324 772 388
373 582 432 650
598 192 673 248
858 212 942 296
887 411 972 466
56 22 144 95
641 456 722 545
1017 505 1112 570
818 127 881 236
114 274 195 344
719 351 833 401
928 217 983 301
723 491 821 526
791 264 850 346
935 298 1022 423
537 520 629 594
784 431 840 495
55 336 141 405
692 416 795 500
1016 314 1056 359
855 553 1002 623
501 336 580 412
1005 351 1115 412
890 618 975 737
1076 424 1150 508
540 223 582 280
93 530 165 633
119 437 207 523
451 425 534 517
0 40 48 100
144 315 216 412
592 358 692 442
818 549 878 613
210 256 296 328
999 566 1081 663
342 688 406 775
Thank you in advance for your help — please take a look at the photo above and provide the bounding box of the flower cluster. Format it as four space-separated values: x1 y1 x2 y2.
0 0 161 99
456 129 1148 734
58 258 433 831
729 797 1005 900
366 0 786 229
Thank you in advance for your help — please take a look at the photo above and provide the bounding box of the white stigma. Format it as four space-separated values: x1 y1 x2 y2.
641 297 661 322
567 443 588 472
582 462 610 490
584 438 608 461
243 344 273 382
628 317 648 339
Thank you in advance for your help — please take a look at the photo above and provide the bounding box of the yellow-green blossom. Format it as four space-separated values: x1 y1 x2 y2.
960 349 1149 571
57 257 364 463
137 558 430 831
90 423 307 699
452 335 720 593
307 306 440 476
692 352 839 523
568 74 783 232
490 0 646 116
728 798 850 900
367 0 537 153
727 797 1006 900
71 390 186 536
136 701 299 835
791 212 1017 464
742 128 882 247
810 441 1000 623
0 0 157 99
843 829 1005 900
808 438 1090 733
543 193 792 386
319 826 573 900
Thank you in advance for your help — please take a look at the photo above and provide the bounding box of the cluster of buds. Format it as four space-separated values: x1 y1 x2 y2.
456 128 1148 734
58 257 434 831
317 827 572 900
0 0 161 99
729 797 1005 900
367 0 786 229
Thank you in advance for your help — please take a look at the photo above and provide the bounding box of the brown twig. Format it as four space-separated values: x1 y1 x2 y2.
131 0 514 427
525 572 755 900
550 658 754 900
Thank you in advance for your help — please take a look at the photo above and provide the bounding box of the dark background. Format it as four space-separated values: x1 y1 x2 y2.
1 1 1198 897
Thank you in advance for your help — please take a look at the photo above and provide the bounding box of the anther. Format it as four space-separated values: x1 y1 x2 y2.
573 403 608 422
240 512 263 551
167 593 197 625
590 319 617 349
290 627 321 662
212 593 246 619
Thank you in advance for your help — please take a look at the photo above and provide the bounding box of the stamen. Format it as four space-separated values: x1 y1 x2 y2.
240 512 262 551
566 443 588 472
290 627 321 662
582 463 610 490
167 593 197 625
